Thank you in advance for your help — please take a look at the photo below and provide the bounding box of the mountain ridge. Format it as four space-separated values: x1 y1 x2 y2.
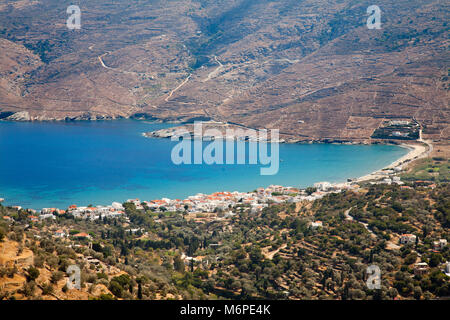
0 0 448 141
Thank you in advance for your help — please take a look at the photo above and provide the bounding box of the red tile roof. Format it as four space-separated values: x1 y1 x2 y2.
73 232 90 238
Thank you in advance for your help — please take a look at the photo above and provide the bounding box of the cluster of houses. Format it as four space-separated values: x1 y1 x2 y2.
370 169 405 186
413 260 450 277
128 191 268 214
399 234 448 252
124 183 359 216
399 234 449 277
1 181 361 224
36 202 126 221
309 221 323 229
66 202 125 220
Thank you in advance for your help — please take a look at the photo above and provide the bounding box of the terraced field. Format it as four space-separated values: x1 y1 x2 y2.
0 0 448 142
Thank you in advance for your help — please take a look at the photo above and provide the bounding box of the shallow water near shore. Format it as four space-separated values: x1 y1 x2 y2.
0 120 408 209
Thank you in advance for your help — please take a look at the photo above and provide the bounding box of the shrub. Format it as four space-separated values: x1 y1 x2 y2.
26 267 40 282
108 280 123 298
50 271 64 284
21 281 36 297
41 283 54 295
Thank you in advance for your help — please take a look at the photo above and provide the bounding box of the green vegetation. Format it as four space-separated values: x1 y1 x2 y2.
371 121 420 140
26 267 40 282
0 181 448 300
401 158 450 183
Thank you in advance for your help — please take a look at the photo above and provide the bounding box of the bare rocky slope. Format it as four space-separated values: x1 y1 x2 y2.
0 0 448 141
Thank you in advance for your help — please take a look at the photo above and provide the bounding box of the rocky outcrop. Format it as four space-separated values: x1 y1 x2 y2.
5 111 31 121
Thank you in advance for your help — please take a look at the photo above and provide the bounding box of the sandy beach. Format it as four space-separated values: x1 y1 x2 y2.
356 141 431 183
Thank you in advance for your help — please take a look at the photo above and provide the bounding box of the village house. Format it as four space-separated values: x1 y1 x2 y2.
41 208 57 214
444 262 450 277
310 221 323 229
314 181 333 192
251 203 268 213
126 198 144 210
54 229 66 238
73 232 91 240
39 213 56 220
181 253 201 266
85 256 101 267
413 262 429 277
392 176 403 185
400 234 417 245
125 228 142 234
433 239 448 251
111 202 124 210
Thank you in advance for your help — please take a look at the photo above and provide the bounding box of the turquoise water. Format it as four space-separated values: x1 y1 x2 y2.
0 120 407 209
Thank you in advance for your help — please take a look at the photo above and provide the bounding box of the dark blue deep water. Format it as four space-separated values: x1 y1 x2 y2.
0 120 407 209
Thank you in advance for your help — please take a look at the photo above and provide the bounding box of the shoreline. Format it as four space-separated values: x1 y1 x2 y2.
0 119 432 210
0 142 427 211
355 141 430 183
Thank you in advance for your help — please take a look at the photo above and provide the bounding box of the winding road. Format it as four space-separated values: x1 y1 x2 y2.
344 206 377 238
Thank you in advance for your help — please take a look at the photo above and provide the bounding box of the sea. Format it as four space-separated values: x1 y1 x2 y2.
0 120 408 209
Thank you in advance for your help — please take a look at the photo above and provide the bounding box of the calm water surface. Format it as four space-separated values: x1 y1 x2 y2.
0 120 408 209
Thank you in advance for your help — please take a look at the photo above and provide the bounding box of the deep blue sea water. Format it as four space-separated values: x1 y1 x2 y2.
0 120 408 209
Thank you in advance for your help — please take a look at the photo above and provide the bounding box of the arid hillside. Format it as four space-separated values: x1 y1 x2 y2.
0 0 448 141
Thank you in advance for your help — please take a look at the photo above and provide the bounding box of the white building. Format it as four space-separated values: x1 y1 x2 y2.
392 176 403 185
433 239 448 251
314 182 332 192
39 213 55 220
310 221 323 229
54 230 66 238
444 262 450 277
111 202 124 210
400 234 417 245
414 262 429 276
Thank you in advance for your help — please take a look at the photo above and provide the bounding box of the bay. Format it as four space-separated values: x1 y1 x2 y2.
0 120 408 209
